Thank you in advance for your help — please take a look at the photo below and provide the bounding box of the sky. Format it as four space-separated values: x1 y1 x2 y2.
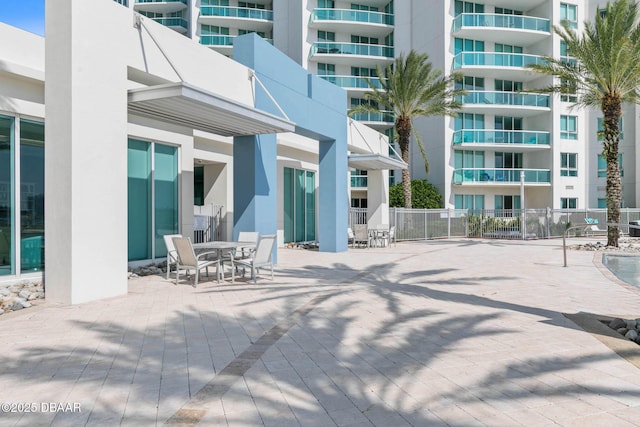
0 0 45 36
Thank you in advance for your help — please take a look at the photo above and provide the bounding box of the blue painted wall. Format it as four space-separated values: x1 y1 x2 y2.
233 34 348 253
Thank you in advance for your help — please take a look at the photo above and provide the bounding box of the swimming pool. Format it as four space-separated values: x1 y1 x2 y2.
602 254 640 287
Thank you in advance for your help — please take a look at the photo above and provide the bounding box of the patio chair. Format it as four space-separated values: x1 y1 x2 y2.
381 225 396 247
172 236 219 287
162 234 182 280
347 227 355 248
237 231 259 259
353 224 370 248
235 234 277 284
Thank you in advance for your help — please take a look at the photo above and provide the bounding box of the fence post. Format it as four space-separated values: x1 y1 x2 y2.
424 209 427 240
448 208 451 239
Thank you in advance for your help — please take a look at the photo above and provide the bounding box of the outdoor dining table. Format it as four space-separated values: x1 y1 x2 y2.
192 241 256 282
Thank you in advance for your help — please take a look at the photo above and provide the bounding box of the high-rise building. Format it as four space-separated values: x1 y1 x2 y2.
117 0 639 210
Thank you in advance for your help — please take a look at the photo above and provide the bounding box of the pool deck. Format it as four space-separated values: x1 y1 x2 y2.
1 237 640 426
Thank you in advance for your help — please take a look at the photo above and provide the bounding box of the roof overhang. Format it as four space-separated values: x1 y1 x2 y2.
128 82 296 136
348 153 408 170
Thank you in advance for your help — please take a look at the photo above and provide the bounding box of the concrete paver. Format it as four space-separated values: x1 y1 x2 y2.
1 238 640 426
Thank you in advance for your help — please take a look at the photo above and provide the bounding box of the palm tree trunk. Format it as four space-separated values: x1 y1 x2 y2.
397 117 412 208
602 95 622 247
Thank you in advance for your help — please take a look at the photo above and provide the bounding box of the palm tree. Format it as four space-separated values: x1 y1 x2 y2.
350 50 465 208
528 0 640 247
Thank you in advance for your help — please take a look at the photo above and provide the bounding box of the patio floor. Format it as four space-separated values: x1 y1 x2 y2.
1 238 640 426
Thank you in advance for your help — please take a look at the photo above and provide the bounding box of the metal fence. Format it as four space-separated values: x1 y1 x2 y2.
193 204 224 243
348 207 640 241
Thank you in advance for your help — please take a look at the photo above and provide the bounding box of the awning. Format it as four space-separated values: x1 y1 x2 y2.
128 82 296 136
348 153 408 170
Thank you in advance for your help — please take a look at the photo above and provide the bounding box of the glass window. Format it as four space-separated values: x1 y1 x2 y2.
597 153 623 178
284 167 316 243
560 78 577 102
454 194 484 210
455 113 484 131
494 116 523 131
128 140 152 261
318 0 335 8
597 117 623 140
560 153 578 177
597 198 606 209
454 38 484 54
20 119 45 273
495 152 523 168
318 63 336 75
0 115 14 276
494 195 520 211
456 76 484 90
560 3 578 29
560 115 578 139
454 150 484 168
494 80 523 92
454 1 484 15
154 144 178 258
561 197 577 209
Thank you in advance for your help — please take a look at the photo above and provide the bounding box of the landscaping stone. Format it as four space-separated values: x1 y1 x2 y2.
626 329 639 341
610 318 627 330
607 317 640 345
0 281 44 317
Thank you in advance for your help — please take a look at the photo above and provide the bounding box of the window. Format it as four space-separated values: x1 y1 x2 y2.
284 168 316 243
495 195 520 211
454 1 484 15
317 31 335 42
201 25 229 35
454 150 484 168
560 153 578 177
454 194 484 211
238 29 266 38
350 169 368 188
560 115 578 139
494 80 523 92
113 0 128 5
128 140 179 261
597 198 607 209
318 0 335 8
351 35 378 44
202 0 229 5
351 67 377 77
351 3 378 11
239 2 266 9
597 117 623 140
494 116 523 131
560 79 577 102
495 7 523 15
560 3 578 29
561 198 577 209
597 154 623 178
495 152 523 169
455 113 484 131
318 63 335 75
454 38 484 54
495 43 523 53
351 198 368 208
456 76 484 90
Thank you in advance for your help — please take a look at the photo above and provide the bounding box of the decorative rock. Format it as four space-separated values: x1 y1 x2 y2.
625 329 639 341
0 308 3 315
625 319 638 330
617 327 629 335
610 318 627 330
0 287 10 296
18 290 30 300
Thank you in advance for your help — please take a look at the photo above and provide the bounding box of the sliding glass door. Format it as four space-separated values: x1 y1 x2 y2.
283 167 316 243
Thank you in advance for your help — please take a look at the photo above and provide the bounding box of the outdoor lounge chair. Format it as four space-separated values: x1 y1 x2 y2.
235 234 277 284
353 224 370 248
347 227 355 248
172 236 219 287
162 234 182 280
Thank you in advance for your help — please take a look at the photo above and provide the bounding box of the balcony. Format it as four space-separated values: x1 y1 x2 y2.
310 43 394 68
351 110 394 128
453 130 550 149
134 0 187 14
310 8 394 38
200 35 273 54
452 52 546 81
351 175 368 188
199 6 274 32
318 75 382 97
452 13 550 45
151 17 188 33
456 90 550 116
453 168 551 185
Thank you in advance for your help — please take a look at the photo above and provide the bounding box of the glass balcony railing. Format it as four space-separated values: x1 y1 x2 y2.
318 75 383 90
452 13 550 33
453 168 551 184
153 17 188 28
351 176 368 188
453 130 550 146
351 111 394 123
200 35 273 46
136 0 187 3
310 42 394 58
311 8 394 26
455 91 550 108
200 6 273 21
452 52 546 69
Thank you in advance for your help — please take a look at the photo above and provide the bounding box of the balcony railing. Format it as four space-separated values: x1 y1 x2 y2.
351 111 394 123
452 13 550 33
455 91 550 108
453 168 551 184
311 8 394 26
200 35 273 46
311 42 394 58
453 130 550 146
318 75 383 90
200 6 273 21
452 52 546 69
153 17 188 28
136 0 187 3
351 176 368 188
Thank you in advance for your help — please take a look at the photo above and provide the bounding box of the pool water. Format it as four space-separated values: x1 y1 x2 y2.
603 254 640 287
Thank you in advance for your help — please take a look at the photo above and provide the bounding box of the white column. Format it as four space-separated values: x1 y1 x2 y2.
45 0 129 304
367 170 390 226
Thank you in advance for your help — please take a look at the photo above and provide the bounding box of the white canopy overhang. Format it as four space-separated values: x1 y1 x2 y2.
348 153 408 170
128 82 296 136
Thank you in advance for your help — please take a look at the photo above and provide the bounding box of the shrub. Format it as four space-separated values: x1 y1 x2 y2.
389 179 442 209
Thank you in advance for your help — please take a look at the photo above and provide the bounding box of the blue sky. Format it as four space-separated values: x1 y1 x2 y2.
0 0 45 36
